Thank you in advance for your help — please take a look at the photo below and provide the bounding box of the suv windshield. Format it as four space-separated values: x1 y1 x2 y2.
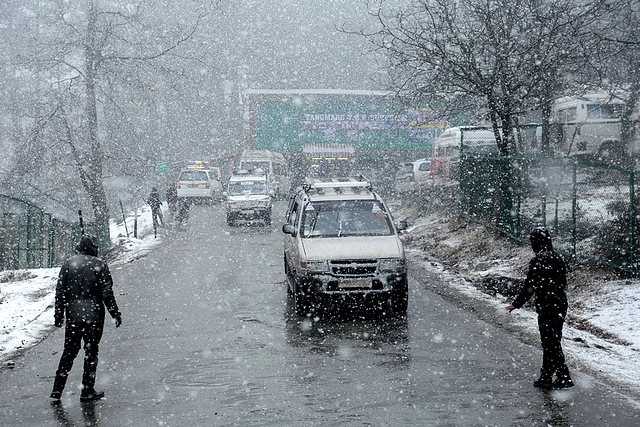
228 180 268 196
301 200 393 238
239 161 270 172
179 170 208 181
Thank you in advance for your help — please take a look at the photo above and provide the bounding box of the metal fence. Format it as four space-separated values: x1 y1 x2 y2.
0 195 86 271
458 154 639 275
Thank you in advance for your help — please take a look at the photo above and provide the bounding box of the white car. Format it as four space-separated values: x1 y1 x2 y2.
394 158 431 193
225 173 273 226
176 166 223 203
282 175 408 315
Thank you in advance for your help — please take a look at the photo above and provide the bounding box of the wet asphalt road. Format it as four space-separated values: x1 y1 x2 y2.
1 202 640 426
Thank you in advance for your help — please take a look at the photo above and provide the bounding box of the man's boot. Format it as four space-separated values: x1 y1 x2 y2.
80 353 103 401
533 369 553 389
50 372 67 400
553 366 574 389
80 388 105 402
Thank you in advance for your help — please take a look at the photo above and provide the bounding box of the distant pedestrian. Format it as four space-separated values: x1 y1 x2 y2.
50 235 122 402
175 197 191 228
147 187 164 236
166 183 178 220
505 227 574 390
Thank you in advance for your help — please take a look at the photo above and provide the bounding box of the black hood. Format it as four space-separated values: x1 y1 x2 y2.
75 235 99 256
530 227 553 253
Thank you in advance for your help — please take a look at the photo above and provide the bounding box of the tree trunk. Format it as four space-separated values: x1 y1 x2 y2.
540 98 553 158
84 1 110 249
621 79 639 165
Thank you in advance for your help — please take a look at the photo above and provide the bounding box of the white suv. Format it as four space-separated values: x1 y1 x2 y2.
282 176 408 315
176 165 223 203
225 173 273 226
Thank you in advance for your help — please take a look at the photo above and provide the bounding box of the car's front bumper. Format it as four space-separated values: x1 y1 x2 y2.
295 271 407 297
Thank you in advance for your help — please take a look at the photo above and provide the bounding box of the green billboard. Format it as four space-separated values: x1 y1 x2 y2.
254 98 450 153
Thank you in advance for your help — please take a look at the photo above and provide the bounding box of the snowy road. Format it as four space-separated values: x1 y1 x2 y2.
0 202 639 426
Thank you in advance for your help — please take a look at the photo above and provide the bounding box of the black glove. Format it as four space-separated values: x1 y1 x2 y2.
114 314 122 328
54 318 64 328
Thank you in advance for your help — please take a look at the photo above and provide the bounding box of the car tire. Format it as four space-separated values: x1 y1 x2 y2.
391 292 408 315
292 280 310 316
284 255 294 296
294 292 310 316
390 280 408 315
226 213 235 226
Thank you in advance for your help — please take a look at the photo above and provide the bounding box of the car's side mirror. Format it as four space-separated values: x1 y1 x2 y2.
222 191 228 197
282 223 296 236
396 220 408 232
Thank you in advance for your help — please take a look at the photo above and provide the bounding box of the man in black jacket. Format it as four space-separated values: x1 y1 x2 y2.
147 187 164 234
505 227 574 390
50 235 122 402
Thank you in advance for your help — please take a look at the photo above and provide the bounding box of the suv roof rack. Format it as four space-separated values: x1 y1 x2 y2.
302 175 372 192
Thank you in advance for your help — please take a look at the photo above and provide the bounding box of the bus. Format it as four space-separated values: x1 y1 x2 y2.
551 92 639 158
238 150 290 198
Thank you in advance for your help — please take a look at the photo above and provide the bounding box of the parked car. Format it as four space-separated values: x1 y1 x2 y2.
394 158 431 193
282 175 408 315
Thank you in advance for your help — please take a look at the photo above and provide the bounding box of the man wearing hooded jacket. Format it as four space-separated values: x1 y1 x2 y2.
50 235 122 402
505 227 574 390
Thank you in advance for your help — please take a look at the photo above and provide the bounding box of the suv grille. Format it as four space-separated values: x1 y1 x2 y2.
330 259 377 277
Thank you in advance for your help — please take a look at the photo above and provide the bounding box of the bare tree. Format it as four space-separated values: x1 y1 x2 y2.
6 0 211 247
594 1 640 156
363 0 609 155
358 0 611 231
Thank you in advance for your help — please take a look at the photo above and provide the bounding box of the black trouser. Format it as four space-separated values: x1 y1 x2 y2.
538 310 568 377
53 320 104 393
151 207 164 228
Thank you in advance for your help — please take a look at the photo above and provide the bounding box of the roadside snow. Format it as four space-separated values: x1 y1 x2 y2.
403 209 640 399
0 204 165 366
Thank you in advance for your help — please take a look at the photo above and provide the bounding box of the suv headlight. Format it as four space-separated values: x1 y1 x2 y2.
301 260 330 273
379 258 405 272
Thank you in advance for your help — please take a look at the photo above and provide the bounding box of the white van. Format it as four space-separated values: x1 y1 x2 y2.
431 127 497 180
238 150 290 198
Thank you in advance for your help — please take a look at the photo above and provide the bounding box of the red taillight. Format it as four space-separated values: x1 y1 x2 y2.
177 181 181 189
205 181 211 189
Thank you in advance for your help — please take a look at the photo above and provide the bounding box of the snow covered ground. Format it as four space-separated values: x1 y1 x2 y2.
0 204 165 367
402 208 640 400
2 200 640 402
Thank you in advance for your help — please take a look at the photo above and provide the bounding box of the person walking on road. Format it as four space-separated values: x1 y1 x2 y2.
166 183 178 220
50 235 122 402
147 187 164 237
505 227 574 390
175 197 191 228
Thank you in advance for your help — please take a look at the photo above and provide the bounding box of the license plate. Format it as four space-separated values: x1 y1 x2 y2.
188 184 199 188
338 279 372 289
